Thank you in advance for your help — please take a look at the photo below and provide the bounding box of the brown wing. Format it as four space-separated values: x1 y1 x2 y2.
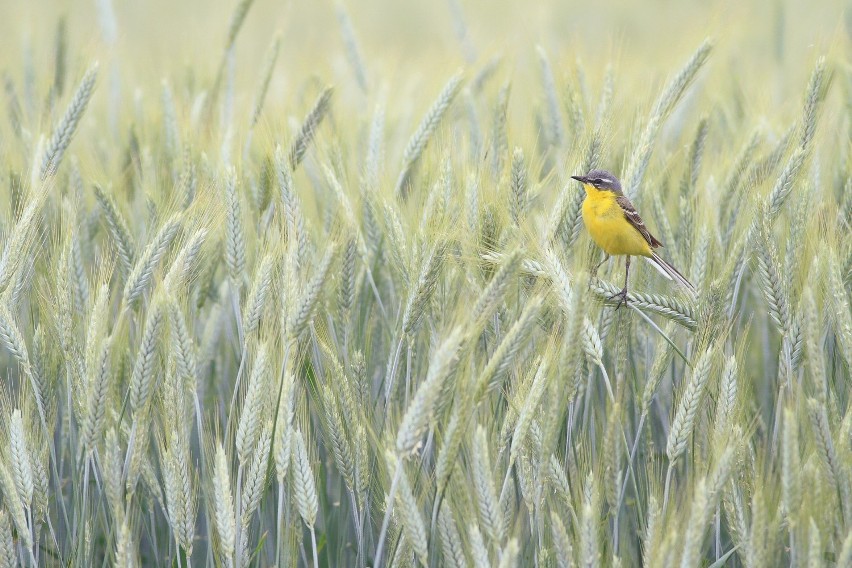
616 195 664 248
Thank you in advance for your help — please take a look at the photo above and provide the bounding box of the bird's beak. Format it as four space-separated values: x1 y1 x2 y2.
571 175 587 183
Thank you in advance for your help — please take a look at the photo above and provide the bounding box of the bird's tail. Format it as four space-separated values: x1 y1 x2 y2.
645 252 697 297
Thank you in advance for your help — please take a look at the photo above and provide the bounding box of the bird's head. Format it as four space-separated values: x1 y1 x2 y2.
571 169 623 195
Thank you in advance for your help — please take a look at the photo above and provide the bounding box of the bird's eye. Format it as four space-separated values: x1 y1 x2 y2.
593 178 604 185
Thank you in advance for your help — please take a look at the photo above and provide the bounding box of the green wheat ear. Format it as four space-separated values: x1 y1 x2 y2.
0 5 846 567
41 63 98 180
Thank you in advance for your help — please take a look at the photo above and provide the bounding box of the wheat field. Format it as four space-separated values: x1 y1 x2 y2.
0 0 849 566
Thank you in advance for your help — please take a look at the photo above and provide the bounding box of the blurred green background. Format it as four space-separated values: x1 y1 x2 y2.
0 0 847 122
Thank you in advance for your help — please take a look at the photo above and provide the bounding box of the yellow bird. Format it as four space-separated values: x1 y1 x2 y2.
571 169 695 307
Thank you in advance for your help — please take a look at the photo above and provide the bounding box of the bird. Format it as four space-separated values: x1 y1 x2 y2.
571 169 695 308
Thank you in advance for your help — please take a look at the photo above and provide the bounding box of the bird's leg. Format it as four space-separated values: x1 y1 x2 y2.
619 256 631 308
591 254 610 279
606 256 630 309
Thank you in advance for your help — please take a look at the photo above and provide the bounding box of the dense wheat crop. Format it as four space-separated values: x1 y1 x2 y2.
0 0 849 565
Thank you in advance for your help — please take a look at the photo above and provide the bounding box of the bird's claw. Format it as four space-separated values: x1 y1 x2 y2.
607 288 629 310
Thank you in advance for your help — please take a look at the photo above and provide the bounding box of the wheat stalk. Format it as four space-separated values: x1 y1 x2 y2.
382 451 428 565
509 147 528 225
397 327 464 456
469 524 490 568
437 504 466 567
491 82 511 179
622 40 712 199
667 347 713 462
94 184 136 277
41 64 98 179
129 300 164 413
0 509 15 568
471 424 503 544
223 167 246 288
123 214 181 306
396 71 464 198
8 410 33 510
807 398 850 524
291 427 318 528
235 343 269 463
289 87 334 170
591 279 697 330
781 407 801 521
212 443 236 565
164 228 207 293
242 253 275 335
536 46 564 148
335 3 368 92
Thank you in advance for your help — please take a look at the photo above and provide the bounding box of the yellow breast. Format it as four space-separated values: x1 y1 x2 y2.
581 185 653 257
